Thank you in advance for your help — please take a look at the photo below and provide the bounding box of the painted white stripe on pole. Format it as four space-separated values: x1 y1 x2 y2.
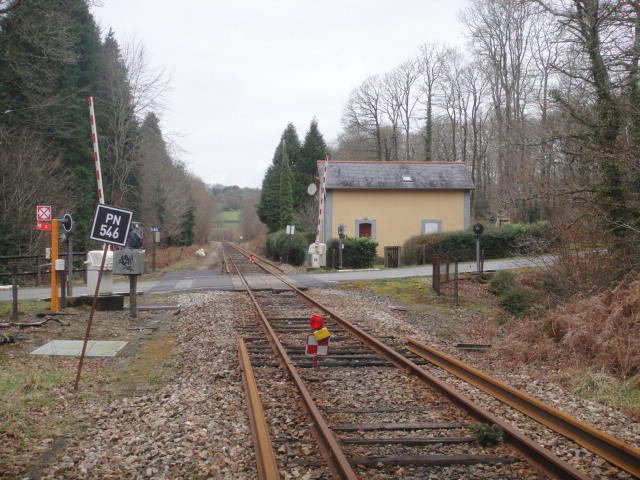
315 155 329 244
88 97 105 205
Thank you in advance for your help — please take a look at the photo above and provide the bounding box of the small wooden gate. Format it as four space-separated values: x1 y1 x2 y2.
384 246 401 268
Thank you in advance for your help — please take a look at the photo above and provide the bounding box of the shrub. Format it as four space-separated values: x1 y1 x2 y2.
488 271 517 296
489 270 531 317
498 286 532 317
326 236 378 269
469 422 504 446
263 230 310 266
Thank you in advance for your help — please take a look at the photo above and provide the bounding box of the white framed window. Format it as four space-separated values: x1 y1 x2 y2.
421 219 441 234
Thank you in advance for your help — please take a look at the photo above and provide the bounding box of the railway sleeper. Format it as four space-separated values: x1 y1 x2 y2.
348 453 518 467
331 422 463 432
339 436 477 446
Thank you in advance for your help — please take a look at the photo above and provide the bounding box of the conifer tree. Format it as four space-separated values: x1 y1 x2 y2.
258 125 300 232
0 0 101 246
257 139 295 232
298 118 328 201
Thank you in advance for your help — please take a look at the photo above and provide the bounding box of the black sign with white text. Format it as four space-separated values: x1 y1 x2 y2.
90 204 133 247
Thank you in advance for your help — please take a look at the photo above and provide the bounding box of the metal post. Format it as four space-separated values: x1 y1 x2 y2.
476 235 481 273
338 237 343 269
59 268 67 309
75 243 108 390
315 155 329 246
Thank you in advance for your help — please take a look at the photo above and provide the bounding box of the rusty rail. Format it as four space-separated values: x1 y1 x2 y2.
238 338 281 480
225 243 358 479
225 243 594 480
406 338 640 479
269 273 592 480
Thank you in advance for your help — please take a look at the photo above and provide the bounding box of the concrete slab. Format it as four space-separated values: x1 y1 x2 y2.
230 274 308 291
30 340 128 357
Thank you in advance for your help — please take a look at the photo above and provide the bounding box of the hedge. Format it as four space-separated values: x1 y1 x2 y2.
401 221 557 265
263 230 314 266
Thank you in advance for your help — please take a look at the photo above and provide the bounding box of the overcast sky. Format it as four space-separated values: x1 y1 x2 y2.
90 1 469 189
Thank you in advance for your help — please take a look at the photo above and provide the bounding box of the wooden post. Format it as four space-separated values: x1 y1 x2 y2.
11 265 18 321
129 275 137 318
36 253 41 286
152 240 157 271
454 260 459 307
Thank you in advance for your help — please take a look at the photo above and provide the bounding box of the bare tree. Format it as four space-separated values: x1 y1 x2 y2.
187 172 216 244
0 128 76 255
122 37 170 119
341 75 385 161
418 42 445 161
96 33 170 207
239 193 267 240
391 58 423 161
460 0 538 217
532 0 640 254
438 49 466 162
382 71 402 161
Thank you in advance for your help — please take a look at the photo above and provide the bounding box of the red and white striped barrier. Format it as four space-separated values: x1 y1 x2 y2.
88 97 105 205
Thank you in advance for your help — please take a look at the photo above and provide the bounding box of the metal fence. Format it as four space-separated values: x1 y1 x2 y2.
0 253 86 286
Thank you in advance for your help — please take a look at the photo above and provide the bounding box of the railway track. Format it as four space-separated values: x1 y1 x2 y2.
223 242 639 479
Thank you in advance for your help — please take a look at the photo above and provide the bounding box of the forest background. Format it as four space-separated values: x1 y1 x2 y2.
2 0 640 285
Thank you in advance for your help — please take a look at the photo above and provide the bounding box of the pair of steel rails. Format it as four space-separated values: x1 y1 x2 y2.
224 242 640 480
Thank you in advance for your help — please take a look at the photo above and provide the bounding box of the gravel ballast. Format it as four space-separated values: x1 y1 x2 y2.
27 286 639 479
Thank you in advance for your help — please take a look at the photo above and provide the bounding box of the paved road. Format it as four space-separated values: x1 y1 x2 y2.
0 255 553 302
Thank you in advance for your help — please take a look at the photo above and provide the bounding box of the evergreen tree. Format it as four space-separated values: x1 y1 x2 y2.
298 118 328 204
139 113 194 246
277 149 294 230
257 164 280 231
0 0 101 248
273 125 301 200
257 133 296 232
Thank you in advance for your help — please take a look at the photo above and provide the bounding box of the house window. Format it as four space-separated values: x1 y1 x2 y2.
355 219 376 240
422 219 441 234
359 223 372 238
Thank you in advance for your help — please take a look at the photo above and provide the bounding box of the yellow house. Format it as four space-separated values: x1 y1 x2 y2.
320 161 475 256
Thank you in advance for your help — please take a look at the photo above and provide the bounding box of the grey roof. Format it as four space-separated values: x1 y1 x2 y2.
321 161 475 190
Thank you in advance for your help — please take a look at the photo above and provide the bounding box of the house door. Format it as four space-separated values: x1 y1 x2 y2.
359 222 372 238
